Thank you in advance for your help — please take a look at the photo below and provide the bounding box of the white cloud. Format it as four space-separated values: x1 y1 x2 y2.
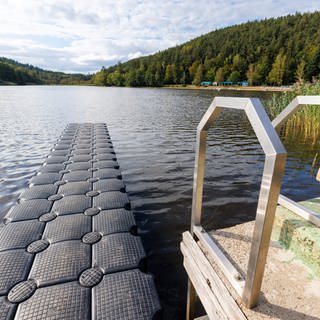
0 0 319 73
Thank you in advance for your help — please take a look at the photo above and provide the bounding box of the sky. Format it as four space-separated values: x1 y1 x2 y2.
0 1 319 74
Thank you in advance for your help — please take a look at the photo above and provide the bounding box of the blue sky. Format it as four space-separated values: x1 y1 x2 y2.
0 0 319 73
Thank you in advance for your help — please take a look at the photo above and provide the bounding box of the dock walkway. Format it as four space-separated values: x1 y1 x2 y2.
0 123 161 320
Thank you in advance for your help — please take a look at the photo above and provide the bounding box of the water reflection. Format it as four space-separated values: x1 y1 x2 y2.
0 86 318 319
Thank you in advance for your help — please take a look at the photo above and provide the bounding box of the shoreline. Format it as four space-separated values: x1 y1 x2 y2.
0 83 294 93
164 84 293 92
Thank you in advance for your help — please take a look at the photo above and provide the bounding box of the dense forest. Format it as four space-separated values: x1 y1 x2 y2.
92 11 320 87
2 12 320 87
0 57 91 85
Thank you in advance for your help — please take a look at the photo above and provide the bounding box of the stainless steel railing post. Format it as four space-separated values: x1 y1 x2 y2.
186 97 287 318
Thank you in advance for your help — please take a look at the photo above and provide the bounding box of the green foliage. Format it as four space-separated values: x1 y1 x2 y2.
192 64 203 85
101 11 320 87
164 64 175 84
124 70 137 86
206 68 216 82
246 64 255 85
91 67 108 86
295 60 306 83
265 82 320 138
254 56 270 84
215 68 225 83
3 12 320 88
267 51 287 85
305 48 320 81
0 57 91 85
232 54 246 77
112 69 125 86
228 70 241 83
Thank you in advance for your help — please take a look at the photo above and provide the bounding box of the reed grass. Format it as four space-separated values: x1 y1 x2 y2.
265 82 320 142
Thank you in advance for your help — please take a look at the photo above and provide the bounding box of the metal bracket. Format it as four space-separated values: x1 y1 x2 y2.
188 97 287 311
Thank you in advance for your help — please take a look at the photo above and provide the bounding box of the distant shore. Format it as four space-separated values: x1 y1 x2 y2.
0 83 294 92
164 84 293 92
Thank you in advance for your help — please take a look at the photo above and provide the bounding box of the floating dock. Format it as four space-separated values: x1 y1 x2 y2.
0 123 161 320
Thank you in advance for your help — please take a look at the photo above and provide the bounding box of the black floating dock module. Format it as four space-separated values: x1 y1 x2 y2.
0 123 161 320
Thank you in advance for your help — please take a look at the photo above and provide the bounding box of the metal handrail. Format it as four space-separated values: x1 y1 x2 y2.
278 194 320 227
272 95 320 131
186 97 287 318
272 95 320 226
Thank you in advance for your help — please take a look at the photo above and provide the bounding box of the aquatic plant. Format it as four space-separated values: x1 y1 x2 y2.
265 82 320 143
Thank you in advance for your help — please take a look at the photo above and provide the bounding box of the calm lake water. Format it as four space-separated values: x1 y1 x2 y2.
0 86 319 319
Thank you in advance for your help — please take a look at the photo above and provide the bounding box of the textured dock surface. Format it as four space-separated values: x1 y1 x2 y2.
0 123 161 320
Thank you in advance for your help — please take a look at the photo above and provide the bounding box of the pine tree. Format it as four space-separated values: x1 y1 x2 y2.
228 70 240 83
192 64 203 85
255 56 270 85
305 48 320 81
215 68 225 83
295 60 305 83
164 64 174 84
206 68 216 82
246 64 255 85
267 51 287 85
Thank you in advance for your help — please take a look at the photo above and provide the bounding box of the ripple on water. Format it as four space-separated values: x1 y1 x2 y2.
0 86 318 319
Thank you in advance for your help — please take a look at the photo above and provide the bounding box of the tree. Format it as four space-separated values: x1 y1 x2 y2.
92 12 320 87
232 54 247 76
180 70 187 85
254 56 270 84
295 60 305 83
228 70 241 83
92 67 107 86
125 70 137 86
4 12 320 86
107 73 114 85
154 63 164 86
112 69 124 86
164 64 174 84
215 68 225 83
267 51 287 85
173 65 183 84
192 64 203 85
246 64 255 85
135 68 145 86
145 65 156 86
206 68 216 82
188 61 200 80
305 48 320 81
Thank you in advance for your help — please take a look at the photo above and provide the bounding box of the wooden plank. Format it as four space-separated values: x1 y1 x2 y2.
278 194 320 227
193 226 245 297
186 279 197 320
182 232 247 320
181 231 247 320
181 243 229 320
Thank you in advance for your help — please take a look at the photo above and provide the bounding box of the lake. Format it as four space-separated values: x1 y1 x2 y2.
0 86 319 319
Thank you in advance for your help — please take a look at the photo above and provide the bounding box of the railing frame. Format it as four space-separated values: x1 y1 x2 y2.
272 95 320 226
186 97 287 319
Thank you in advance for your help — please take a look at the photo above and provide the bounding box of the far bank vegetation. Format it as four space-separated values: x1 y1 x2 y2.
92 12 320 88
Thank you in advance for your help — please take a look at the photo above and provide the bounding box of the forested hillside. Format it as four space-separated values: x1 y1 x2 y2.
92 11 320 87
0 57 91 85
